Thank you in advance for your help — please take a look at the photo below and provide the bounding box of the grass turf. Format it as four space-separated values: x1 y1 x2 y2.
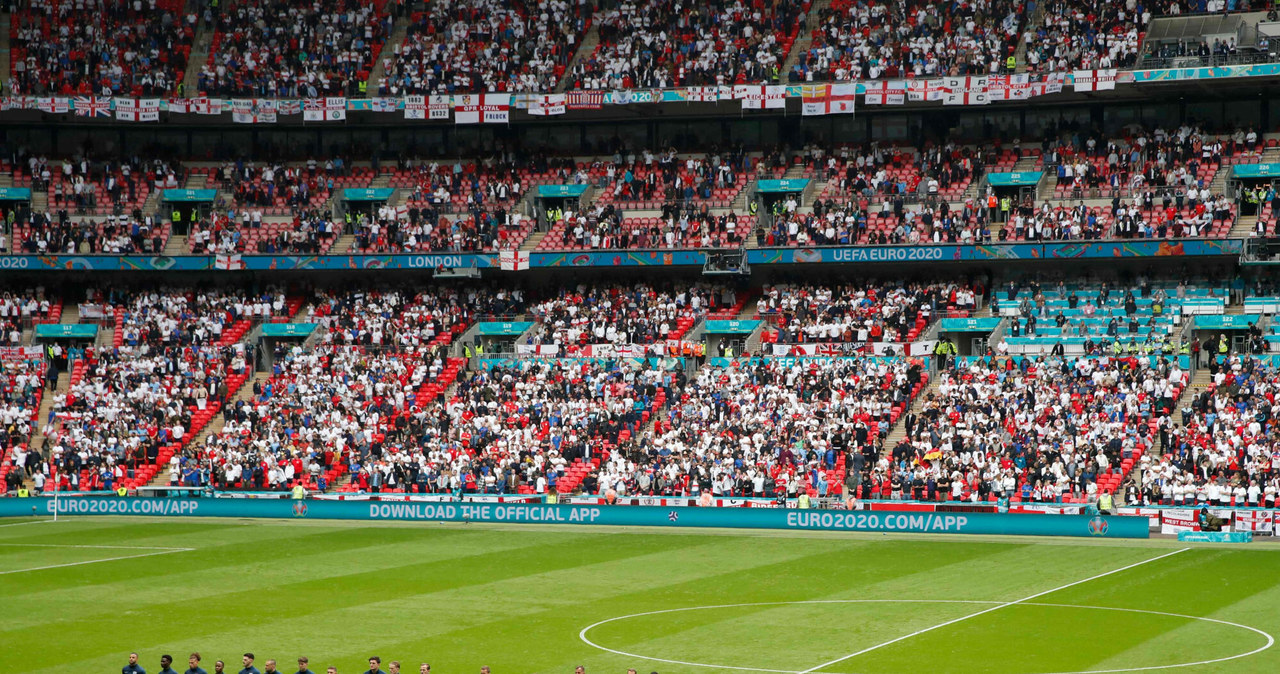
0 516 1277 674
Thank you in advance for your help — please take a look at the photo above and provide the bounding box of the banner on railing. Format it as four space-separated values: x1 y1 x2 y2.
8 64 1280 124
1159 508 1201 534
773 341 934 357
1234 509 1273 533
499 250 530 271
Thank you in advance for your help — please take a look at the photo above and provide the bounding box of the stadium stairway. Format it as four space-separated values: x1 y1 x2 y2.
163 235 189 256
555 21 602 93
331 233 357 253
520 231 548 251
881 369 941 449
1013 2 1048 73
184 169 209 191
1230 215 1258 239
143 371 268 489
182 11 215 96
778 0 830 78
30 190 48 215
365 14 409 96
0 10 10 81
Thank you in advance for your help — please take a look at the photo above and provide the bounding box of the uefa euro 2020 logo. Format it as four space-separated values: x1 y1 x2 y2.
292 502 308 518
1088 516 1109 536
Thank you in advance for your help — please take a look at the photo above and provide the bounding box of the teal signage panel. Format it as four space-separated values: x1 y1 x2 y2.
939 317 1002 332
33 323 98 339
0 187 32 200
704 320 761 334
1232 164 1280 178
1194 314 1260 330
261 323 316 337
1177 531 1252 543
536 185 589 198
986 172 1043 187
342 188 394 201
163 189 217 202
3 498 1149 538
756 179 810 193
477 322 533 336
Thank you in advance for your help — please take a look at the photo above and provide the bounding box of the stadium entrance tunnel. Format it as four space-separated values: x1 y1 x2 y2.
580 599 1272 674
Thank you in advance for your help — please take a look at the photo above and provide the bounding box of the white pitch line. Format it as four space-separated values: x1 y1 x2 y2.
0 543 194 551
796 547 1192 674
0 548 192 575
0 519 53 529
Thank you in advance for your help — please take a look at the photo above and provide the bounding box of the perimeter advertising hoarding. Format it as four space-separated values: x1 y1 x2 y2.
1 498 1149 538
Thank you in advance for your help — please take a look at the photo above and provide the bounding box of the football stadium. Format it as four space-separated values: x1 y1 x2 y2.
4 0 1280 672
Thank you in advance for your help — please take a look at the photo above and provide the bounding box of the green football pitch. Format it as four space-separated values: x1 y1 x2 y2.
1 516 1278 674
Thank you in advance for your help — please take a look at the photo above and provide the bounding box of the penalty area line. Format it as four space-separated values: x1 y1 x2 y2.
795 547 1192 674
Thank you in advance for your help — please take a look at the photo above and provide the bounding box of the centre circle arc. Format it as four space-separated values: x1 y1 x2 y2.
577 599 1274 674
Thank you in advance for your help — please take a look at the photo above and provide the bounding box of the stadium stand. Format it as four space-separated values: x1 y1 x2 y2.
375 0 590 95
889 353 1186 503
196 344 463 492
200 0 392 97
8 0 195 96
639 357 926 498
112 286 301 349
523 282 740 350
0 357 47 491
1137 354 1278 507
567 0 807 89
788 0 1023 82
756 281 975 347
39 345 250 492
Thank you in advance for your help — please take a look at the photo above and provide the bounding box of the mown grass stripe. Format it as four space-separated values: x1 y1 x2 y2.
0 528 709 672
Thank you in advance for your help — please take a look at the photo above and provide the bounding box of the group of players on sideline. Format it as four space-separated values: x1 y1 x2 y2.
121 653 645 674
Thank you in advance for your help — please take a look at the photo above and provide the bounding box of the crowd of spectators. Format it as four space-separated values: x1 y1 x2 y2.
757 281 973 345
188 210 340 255
17 155 181 217
594 147 753 208
208 161 340 214
309 285 524 348
376 0 588 95
200 0 392 97
1043 124 1224 198
0 357 46 491
629 357 925 498
882 354 1184 503
39 345 246 492
567 0 805 90
788 0 1023 83
524 283 735 348
1022 0 1173 72
350 206 529 253
8 0 195 96
12 213 170 254
115 287 292 348
1134 354 1280 507
428 358 677 495
195 345 449 491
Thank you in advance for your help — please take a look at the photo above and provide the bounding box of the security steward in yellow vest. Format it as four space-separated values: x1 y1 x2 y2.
1098 491 1114 515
